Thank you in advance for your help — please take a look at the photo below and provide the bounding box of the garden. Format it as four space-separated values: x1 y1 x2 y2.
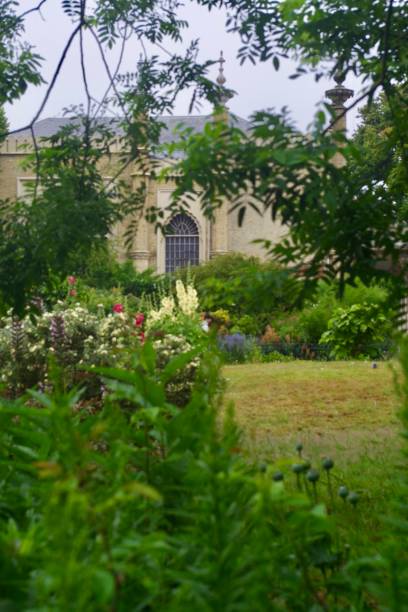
0 250 407 610
1 0 408 608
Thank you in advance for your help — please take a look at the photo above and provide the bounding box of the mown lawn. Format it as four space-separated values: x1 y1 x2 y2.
223 361 403 551
224 360 400 454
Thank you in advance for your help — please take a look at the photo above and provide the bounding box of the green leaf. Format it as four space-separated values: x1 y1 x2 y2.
162 348 201 384
140 340 156 374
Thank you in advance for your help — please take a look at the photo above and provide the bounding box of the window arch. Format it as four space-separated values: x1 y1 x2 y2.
165 213 199 273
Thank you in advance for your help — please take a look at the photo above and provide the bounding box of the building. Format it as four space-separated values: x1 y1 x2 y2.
0 58 365 281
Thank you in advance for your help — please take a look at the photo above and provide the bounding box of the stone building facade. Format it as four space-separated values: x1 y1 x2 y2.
0 69 358 277
0 111 286 274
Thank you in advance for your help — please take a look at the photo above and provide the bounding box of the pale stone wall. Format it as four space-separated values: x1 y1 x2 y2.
0 153 34 200
228 205 286 259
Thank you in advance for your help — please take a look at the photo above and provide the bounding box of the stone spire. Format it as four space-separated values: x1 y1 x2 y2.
216 51 233 107
325 72 354 133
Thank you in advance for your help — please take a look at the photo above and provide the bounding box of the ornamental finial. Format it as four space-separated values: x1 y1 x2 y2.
216 51 233 106
325 72 353 110
216 50 226 86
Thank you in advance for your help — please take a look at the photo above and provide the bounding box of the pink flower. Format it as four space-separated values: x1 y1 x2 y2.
67 275 76 286
69 289 77 297
134 313 145 327
112 303 124 313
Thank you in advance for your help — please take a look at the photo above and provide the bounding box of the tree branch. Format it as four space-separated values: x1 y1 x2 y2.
92 25 129 119
5 24 81 138
19 0 48 20
88 26 132 127
79 0 92 115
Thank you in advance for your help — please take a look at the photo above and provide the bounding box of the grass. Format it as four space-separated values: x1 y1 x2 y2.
223 360 403 552
224 360 399 452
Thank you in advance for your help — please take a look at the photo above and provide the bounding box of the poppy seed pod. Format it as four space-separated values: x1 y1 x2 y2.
306 469 320 483
338 486 349 500
323 458 334 471
273 471 284 482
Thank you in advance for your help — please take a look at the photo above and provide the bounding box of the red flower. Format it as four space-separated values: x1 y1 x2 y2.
67 275 76 286
139 331 145 344
113 303 124 313
134 313 145 327
69 288 77 297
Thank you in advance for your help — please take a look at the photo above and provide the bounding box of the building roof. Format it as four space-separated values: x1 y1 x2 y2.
11 114 250 159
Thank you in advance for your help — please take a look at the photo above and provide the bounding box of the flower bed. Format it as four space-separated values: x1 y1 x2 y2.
0 281 206 405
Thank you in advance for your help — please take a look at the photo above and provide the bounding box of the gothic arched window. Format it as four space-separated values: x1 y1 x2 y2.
165 213 199 273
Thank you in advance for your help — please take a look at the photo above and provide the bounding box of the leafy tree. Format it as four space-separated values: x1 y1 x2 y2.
0 1 227 312
0 0 43 108
0 107 7 144
162 0 408 295
351 90 408 220
0 114 143 314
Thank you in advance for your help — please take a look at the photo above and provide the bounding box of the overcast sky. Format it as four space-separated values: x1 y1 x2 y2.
6 1 363 134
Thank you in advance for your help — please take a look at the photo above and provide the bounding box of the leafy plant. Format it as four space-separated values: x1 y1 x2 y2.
0 341 352 610
70 243 161 296
230 313 261 336
320 302 391 359
176 254 300 324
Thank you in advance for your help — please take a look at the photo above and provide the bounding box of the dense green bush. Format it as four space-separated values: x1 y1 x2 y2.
71 244 161 296
179 259 394 346
320 302 391 359
272 280 393 346
176 253 300 326
230 313 261 336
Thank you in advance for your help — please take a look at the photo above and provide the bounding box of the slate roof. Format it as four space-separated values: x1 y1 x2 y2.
12 114 250 159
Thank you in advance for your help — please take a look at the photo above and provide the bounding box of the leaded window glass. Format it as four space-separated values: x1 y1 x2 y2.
165 213 199 273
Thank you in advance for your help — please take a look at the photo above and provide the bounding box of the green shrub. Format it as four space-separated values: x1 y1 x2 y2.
70 243 161 296
276 280 393 345
230 313 261 336
176 253 300 321
272 312 303 342
0 346 345 610
342 279 390 309
320 302 391 359
261 350 294 363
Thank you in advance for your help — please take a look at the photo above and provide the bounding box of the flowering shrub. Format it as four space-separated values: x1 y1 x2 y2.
143 281 205 404
0 303 137 396
175 280 199 316
147 281 204 346
153 334 200 405
0 282 206 405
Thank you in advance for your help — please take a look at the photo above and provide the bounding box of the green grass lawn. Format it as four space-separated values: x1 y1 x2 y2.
223 361 403 552
224 360 400 453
